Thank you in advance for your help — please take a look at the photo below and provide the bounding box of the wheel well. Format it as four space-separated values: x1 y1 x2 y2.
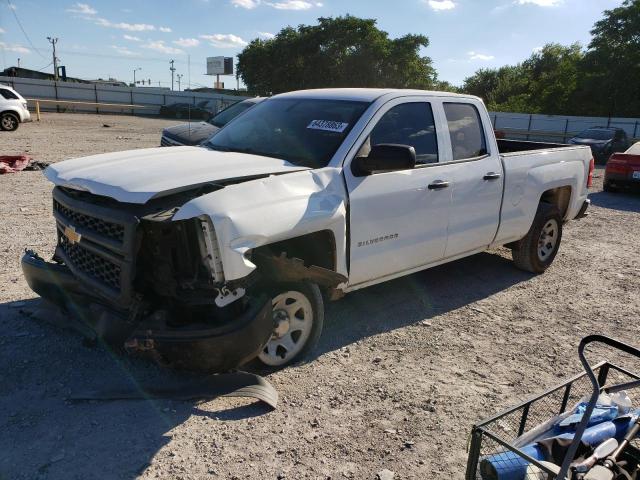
253 230 337 271
540 186 572 218
1 110 19 119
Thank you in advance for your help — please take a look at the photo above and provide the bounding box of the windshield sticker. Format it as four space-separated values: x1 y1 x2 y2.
307 119 349 133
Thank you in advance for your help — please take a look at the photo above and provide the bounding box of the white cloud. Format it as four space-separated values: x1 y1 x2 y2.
0 27 5 34
0 41 29 54
199 33 248 48
258 31 275 39
468 51 495 61
159 26 172 33
231 0 261 8
516 0 562 6
123 34 141 41
96 18 156 31
266 0 321 9
142 40 184 55
110 45 139 56
66 2 97 15
427 0 455 11
173 37 200 47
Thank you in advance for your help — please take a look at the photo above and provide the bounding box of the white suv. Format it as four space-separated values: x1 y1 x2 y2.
0 84 31 131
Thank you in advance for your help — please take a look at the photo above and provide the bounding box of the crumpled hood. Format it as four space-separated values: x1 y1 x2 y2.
45 146 309 204
163 122 219 145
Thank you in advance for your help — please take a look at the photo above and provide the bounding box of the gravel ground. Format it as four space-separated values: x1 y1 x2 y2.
1 113 640 480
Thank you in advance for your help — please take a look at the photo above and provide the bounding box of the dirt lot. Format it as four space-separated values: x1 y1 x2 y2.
1 113 640 480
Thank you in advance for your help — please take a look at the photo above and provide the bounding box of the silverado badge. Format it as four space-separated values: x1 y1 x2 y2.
63 225 82 245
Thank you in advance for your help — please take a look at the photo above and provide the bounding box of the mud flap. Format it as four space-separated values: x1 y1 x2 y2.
68 371 278 409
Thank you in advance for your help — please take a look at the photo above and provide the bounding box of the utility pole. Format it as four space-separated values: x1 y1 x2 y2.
169 59 176 91
17 58 21 68
47 36 59 81
133 67 141 87
176 73 183 91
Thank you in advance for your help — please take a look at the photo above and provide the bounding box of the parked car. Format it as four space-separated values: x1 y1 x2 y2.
569 127 629 164
160 97 264 146
23 88 593 372
0 84 31 131
159 101 213 120
604 142 640 192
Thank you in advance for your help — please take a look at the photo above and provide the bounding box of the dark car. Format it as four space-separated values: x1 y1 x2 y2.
568 127 629 164
160 97 264 146
159 101 214 120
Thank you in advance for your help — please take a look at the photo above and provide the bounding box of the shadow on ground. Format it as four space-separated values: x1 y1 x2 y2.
590 190 640 213
0 250 529 479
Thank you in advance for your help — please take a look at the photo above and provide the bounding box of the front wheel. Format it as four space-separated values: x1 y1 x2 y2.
0 112 19 131
257 282 324 367
512 203 563 273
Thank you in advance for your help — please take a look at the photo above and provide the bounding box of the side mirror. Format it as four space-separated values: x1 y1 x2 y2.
352 144 416 176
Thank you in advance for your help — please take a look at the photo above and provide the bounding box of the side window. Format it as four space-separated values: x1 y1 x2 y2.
358 102 438 165
443 103 487 161
0 89 19 100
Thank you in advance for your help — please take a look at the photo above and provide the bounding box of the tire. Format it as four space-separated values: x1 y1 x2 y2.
0 112 19 131
257 281 324 368
603 181 618 193
512 202 563 274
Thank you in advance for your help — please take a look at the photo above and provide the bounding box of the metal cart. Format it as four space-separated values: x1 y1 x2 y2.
466 335 640 480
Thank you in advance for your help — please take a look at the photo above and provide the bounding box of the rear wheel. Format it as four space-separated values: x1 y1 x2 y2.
0 112 19 131
512 203 563 273
257 281 324 367
603 181 618 193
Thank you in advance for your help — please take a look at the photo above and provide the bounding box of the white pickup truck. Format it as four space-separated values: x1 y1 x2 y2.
22 88 593 371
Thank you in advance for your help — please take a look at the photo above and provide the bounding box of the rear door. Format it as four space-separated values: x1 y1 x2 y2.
441 101 503 258
343 97 453 286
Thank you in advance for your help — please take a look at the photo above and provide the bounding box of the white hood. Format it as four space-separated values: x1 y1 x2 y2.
45 146 308 204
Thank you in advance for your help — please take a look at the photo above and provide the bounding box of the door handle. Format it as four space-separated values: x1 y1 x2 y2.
483 172 502 180
428 180 450 190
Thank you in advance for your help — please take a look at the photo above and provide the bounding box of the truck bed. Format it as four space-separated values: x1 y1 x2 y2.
497 138 569 154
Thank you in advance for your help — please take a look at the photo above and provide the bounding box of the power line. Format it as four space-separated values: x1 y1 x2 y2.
5 0 47 59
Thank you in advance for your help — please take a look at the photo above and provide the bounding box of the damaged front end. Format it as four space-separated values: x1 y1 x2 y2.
22 186 274 372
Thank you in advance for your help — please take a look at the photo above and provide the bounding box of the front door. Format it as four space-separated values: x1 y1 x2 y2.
344 100 453 286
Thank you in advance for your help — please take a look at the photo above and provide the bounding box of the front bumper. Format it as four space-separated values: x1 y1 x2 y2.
21 250 274 372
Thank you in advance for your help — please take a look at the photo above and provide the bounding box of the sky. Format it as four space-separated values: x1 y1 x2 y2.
0 0 624 90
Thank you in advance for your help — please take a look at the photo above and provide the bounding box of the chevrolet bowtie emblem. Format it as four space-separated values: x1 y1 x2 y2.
64 225 82 245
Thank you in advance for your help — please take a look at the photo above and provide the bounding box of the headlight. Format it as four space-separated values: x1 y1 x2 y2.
197 219 224 283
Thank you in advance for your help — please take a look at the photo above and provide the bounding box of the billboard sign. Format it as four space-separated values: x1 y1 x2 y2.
206 56 234 75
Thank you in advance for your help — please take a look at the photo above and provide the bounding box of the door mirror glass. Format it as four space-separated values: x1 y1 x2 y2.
352 144 416 176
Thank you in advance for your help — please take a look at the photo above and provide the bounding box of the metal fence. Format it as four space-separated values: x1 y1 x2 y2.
0 76 249 116
490 111 640 143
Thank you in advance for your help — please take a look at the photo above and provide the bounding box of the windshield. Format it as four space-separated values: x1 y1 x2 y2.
209 100 255 128
626 142 640 155
575 129 615 140
205 98 370 168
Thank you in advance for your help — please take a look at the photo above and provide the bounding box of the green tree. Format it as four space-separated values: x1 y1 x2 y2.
237 16 438 95
578 0 640 117
461 44 583 115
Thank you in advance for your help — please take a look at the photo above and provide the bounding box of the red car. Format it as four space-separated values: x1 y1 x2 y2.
604 142 640 192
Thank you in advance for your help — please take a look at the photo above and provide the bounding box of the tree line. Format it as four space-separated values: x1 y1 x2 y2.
237 0 639 118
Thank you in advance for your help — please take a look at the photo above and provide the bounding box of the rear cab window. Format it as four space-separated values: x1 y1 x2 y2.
443 102 487 161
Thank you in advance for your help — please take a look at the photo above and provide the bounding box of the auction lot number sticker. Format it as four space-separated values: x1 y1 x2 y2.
307 119 349 133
